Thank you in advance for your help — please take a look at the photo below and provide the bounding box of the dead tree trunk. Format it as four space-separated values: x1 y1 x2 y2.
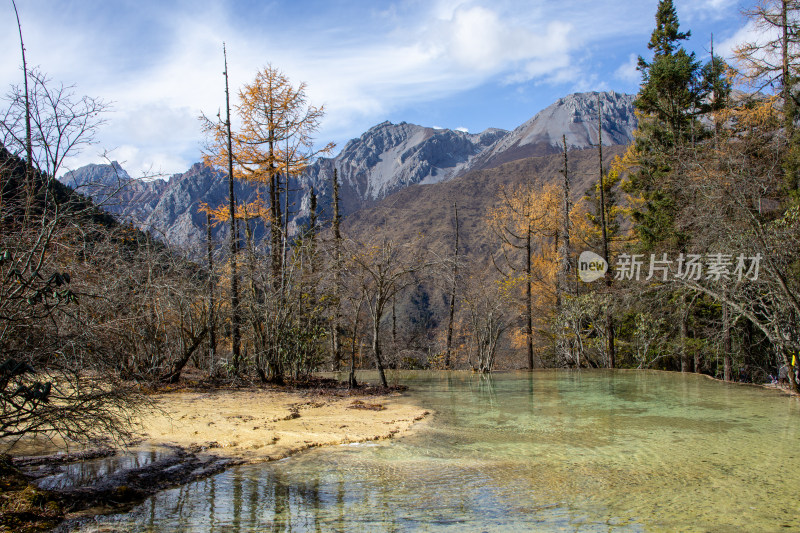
557 135 573 364
526 224 534 370
445 202 459 369
597 94 615 369
11 1 33 206
723 302 732 381
680 298 689 373
372 316 388 388
349 300 361 389
206 212 216 370
160 328 209 384
223 44 241 372
331 168 343 370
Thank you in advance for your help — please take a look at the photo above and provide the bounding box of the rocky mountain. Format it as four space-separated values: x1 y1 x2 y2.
304 121 508 202
60 123 511 250
60 91 637 251
61 161 167 221
62 162 267 249
467 91 637 171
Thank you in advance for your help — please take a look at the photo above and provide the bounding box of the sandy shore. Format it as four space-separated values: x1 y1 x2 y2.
137 388 431 463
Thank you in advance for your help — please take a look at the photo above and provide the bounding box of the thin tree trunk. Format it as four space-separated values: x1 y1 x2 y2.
606 314 616 369
223 44 241 372
349 303 360 389
743 318 753 377
694 346 701 374
723 302 732 381
526 225 534 370
392 294 397 350
282 126 291 286
680 298 688 373
206 212 216 370
244 210 256 299
372 316 388 388
445 202 459 369
331 169 343 370
12 1 33 206
268 108 282 293
598 95 609 271
270 173 281 291
781 0 800 193
559 135 571 295
783 0 792 139
554 230 561 360
160 328 209 384
558 136 572 365
597 94 615 369
710 35 722 143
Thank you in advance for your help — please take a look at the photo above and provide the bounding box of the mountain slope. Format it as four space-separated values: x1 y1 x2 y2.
59 91 636 251
289 122 506 238
61 161 167 221
60 123 508 249
467 91 636 172
300 121 507 203
342 145 628 266
62 162 266 250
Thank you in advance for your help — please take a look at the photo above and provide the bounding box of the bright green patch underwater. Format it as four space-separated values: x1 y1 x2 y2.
76 370 800 532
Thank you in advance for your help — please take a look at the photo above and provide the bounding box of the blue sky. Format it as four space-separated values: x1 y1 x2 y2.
0 0 760 178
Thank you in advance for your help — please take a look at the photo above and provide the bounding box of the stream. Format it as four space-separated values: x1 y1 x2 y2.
64 370 800 532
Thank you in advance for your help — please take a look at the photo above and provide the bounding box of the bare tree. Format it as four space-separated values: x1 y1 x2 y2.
0 129 143 447
444 202 460 369
595 95 616 368
1 68 108 181
330 168 343 369
462 268 512 373
347 237 427 387
668 98 800 389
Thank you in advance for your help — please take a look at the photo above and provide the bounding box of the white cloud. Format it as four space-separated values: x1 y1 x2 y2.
455 126 469 133
716 20 779 61
685 0 737 11
1 1 585 177
1 0 749 178
702 0 736 7
615 54 640 83
679 0 740 21
425 4 575 83
439 6 545 71
716 19 784 92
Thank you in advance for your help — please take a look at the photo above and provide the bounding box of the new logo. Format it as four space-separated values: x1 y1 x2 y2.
578 251 608 282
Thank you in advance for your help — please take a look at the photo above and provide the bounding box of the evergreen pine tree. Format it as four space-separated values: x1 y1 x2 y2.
628 0 702 250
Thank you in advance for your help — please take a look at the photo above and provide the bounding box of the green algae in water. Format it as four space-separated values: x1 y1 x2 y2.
73 371 800 532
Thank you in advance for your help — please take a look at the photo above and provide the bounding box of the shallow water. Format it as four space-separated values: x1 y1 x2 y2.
34 449 168 491
73 370 800 532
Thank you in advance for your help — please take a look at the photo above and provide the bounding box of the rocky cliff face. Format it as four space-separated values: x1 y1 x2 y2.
467 91 637 171
62 162 266 251
60 91 636 251
310 121 507 201
61 161 167 221
292 121 508 231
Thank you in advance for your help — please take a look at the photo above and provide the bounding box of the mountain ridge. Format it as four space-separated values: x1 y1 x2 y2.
60 90 637 251
466 91 637 172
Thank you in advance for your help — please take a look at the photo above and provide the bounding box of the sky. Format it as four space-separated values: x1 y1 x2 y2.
0 0 763 178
